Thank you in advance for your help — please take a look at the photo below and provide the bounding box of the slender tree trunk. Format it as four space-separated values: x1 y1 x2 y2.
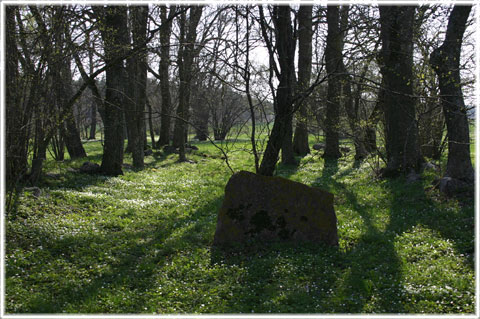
147 98 156 148
173 6 203 162
259 5 296 175
341 7 368 161
430 5 473 183
158 6 176 147
293 5 313 156
379 6 421 175
88 37 97 140
89 102 97 140
278 6 297 166
61 59 87 159
323 6 343 159
125 5 148 169
47 7 86 160
95 6 130 176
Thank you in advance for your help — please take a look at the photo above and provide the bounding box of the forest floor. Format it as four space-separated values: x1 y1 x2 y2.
4 134 476 314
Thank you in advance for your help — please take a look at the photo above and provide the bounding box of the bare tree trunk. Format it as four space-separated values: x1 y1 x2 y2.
125 5 148 169
379 6 421 175
323 6 343 159
293 5 313 156
60 59 87 159
89 102 97 140
259 5 297 175
88 37 97 140
158 6 176 147
147 98 156 148
173 6 203 162
430 5 473 183
95 6 130 176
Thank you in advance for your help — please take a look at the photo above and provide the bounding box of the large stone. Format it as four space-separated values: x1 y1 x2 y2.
213 171 338 247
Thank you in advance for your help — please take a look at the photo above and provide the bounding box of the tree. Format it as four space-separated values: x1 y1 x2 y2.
430 5 474 184
157 5 176 147
5 5 28 188
338 6 369 160
258 5 297 175
125 5 148 169
379 6 422 176
94 6 130 175
292 5 313 156
172 6 203 162
54 11 87 160
27 6 86 182
323 6 343 160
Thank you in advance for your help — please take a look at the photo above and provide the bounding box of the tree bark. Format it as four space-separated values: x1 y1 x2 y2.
60 57 87 159
430 5 473 183
147 98 156 148
379 6 421 175
125 5 148 169
293 5 313 156
323 6 343 159
95 6 130 176
259 5 297 175
157 6 176 147
88 35 97 140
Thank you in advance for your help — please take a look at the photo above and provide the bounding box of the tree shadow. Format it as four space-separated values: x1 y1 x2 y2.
308 158 407 313
6 194 224 313
308 161 474 313
383 178 474 269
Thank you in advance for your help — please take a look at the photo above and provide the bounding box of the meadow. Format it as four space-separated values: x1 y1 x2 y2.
4 132 475 314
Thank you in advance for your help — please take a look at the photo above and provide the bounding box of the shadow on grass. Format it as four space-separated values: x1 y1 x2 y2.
310 158 407 312
384 178 474 268
7 194 224 313
306 159 474 312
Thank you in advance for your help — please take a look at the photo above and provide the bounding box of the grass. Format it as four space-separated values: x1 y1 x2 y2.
5 133 475 314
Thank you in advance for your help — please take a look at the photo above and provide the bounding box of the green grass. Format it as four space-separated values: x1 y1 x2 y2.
5 135 475 314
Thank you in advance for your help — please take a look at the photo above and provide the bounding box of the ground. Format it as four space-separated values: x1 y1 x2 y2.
4 134 475 313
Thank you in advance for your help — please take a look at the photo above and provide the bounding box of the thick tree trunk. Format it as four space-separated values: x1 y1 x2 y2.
259 6 296 175
430 5 473 183
125 5 148 169
323 6 343 159
95 6 130 176
293 5 313 156
379 6 421 175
